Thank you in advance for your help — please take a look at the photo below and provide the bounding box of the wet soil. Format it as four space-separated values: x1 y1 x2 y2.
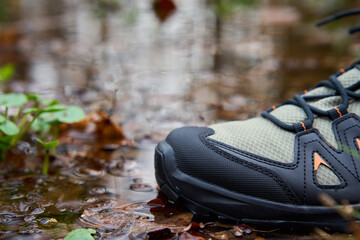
1 0 360 239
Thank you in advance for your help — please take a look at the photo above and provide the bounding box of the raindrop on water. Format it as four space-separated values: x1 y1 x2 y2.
30 207 45 215
90 186 107 195
9 193 24 200
129 178 154 192
74 167 104 177
24 215 36 223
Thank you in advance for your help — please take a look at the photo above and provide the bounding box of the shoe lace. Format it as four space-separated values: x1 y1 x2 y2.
261 62 360 133
261 9 360 133
316 8 360 34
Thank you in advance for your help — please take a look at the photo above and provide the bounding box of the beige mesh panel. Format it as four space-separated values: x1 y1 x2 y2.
209 118 295 163
309 96 342 111
271 105 306 124
348 101 360 114
305 86 334 96
312 117 336 147
338 68 360 88
316 164 341 185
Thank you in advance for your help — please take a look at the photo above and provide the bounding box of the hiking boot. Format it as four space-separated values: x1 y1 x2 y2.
155 61 360 229
155 10 360 229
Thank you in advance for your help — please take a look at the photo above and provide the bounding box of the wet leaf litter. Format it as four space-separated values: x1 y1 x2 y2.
0 109 286 239
0 110 154 239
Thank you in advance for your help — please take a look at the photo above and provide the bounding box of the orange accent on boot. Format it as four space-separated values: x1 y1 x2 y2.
300 122 306 131
356 138 360 150
334 106 342 117
314 152 329 170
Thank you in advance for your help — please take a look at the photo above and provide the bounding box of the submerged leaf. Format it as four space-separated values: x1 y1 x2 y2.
64 228 96 240
0 93 28 107
0 120 19 135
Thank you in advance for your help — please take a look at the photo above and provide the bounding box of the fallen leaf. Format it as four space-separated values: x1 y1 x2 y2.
179 230 212 240
64 228 96 240
59 111 131 147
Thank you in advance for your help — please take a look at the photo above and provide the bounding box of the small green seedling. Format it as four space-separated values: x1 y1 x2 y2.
0 93 28 107
0 63 15 83
0 93 29 160
64 228 96 240
0 93 28 121
0 92 86 174
34 105 85 154
36 139 59 175
11 104 66 148
0 115 19 135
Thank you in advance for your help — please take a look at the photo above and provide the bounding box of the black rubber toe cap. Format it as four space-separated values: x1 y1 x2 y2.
164 126 297 204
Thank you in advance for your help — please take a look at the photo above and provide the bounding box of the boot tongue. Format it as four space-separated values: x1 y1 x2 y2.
269 67 360 125
337 67 360 88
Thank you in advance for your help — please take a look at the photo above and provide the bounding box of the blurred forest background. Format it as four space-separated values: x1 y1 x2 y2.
1 0 360 141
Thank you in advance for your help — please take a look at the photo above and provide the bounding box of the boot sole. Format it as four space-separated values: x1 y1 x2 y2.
154 140 360 231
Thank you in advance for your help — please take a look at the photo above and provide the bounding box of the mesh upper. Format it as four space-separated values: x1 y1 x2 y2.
271 105 306 125
316 164 341 185
209 117 295 163
209 67 360 185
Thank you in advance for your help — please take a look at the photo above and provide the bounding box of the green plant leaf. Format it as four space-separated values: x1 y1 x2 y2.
38 105 86 124
0 136 13 148
0 63 15 83
37 112 59 123
24 105 66 114
31 118 51 132
0 93 28 107
26 93 40 101
0 120 19 135
35 104 67 123
0 115 6 123
36 138 59 151
41 99 59 107
64 228 96 240
54 106 86 123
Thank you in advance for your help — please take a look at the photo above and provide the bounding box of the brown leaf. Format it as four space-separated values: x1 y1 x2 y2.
148 193 193 226
179 230 214 240
59 110 131 147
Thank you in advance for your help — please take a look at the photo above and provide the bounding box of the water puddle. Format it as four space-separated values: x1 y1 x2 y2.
0 0 359 239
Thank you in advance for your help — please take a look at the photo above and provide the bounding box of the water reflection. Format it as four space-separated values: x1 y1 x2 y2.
3 0 358 130
1 0 360 238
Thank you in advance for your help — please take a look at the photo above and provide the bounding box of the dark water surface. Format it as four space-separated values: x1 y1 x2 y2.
1 0 360 239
